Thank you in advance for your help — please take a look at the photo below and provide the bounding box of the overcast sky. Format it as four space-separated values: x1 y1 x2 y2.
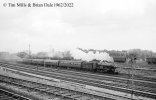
0 0 156 53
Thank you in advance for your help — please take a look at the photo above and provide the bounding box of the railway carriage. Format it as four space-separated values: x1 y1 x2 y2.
31 59 44 65
44 60 59 66
59 60 83 68
22 59 32 64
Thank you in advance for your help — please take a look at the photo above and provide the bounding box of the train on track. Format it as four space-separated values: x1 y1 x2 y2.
20 59 117 73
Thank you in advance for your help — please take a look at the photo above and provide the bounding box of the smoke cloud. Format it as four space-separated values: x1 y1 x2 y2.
71 49 113 62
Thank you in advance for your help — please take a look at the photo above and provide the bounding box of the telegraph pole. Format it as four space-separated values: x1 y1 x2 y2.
131 58 134 99
127 53 136 100
130 56 136 99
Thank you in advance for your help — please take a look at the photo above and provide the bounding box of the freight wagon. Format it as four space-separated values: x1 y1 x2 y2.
113 56 127 63
146 58 156 64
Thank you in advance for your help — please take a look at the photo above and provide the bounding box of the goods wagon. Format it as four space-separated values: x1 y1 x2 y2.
113 57 126 63
146 58 156 64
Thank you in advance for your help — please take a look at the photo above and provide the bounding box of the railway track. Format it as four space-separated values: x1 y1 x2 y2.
0 62 156 99
1 62 156 89
6 61 156 82
0 88 32 100
37 67 156 87
0 75 116 100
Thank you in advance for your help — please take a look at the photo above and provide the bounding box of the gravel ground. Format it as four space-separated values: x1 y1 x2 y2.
116 63 156 77
0 66 155 100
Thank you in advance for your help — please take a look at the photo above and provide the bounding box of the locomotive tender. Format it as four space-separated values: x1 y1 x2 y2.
21 59 117 73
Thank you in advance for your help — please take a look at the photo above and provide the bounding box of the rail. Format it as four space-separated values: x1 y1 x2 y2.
0 62 156 99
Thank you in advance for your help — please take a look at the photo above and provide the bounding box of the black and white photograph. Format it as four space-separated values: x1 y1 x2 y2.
0 0 156 100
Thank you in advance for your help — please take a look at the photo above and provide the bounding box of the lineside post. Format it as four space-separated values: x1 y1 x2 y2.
129 56 136 100
131 60 134 99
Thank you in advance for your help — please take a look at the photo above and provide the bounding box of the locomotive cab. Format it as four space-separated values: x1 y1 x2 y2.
97 60 116 73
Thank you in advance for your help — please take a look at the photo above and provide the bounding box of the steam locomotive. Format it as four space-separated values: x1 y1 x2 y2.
21 59 117 73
